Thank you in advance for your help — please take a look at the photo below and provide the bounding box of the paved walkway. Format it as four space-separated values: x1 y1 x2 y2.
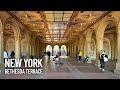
0 57 120 79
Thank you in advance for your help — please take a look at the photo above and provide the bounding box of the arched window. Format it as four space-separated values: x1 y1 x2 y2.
46 45 52 56
61 45 67 56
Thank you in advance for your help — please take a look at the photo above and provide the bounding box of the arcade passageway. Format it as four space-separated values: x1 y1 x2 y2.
0 11 120 79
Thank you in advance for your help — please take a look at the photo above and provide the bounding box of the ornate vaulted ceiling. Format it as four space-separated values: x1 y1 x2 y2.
7 11 110 44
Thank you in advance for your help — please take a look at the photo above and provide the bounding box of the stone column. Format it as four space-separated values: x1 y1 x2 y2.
0 32 4 74
114 37 117 60
37 39 39 58
71 43 73 57
114 31 120 74
73 43 75 57
26 32 30 59
79 37 84 58
78 38 80 51
15 36 21 59
69 43 72 56
41 43 44 56
95 35 103 66
111 40 115 60
35 39 38 58
31 36 35 57
67 44 70 53
39 44 41 57
84 37 91 57
38 41 41 58
0 19 4 74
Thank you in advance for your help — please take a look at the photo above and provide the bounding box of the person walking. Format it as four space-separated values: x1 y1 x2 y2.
10 50 15 59
78 50 82 62
76 51 79 61
99 50 108 71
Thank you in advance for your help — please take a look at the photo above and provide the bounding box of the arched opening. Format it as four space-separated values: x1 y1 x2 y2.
53 45 59 56
103 20 117 72
3 18 21 59
61 45 67 56
46 45 52 56
104 21 117 61
3 23 15 59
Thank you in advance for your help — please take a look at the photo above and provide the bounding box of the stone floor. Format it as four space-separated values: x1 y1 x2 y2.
0 57 120 79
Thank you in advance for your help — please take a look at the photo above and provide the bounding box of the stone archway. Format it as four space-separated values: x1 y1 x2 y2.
95 16 119 67
3 18 21 59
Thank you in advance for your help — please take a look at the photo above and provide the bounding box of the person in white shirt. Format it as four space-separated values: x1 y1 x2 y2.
99 50 108 71
3 50 8 63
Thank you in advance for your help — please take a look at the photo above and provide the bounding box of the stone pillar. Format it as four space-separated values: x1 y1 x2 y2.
73 43 75 57
31 36 35 57
26 32 30 58
70 44 72 56
114 31 120 74
41 44 44 56
39 44 41 57
0 32 4 74
111 40 115 60
78 39 80 51
15 36 21 59
84 42 90 56
71 43 73 57
79 37 84 58
73 43 74 57
67 45 70 53
95 35 103 66
38 41 41 58
0 19 4 74
35 39 38 58
114 37 117 60
84 36 91 57
36 39 39 58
